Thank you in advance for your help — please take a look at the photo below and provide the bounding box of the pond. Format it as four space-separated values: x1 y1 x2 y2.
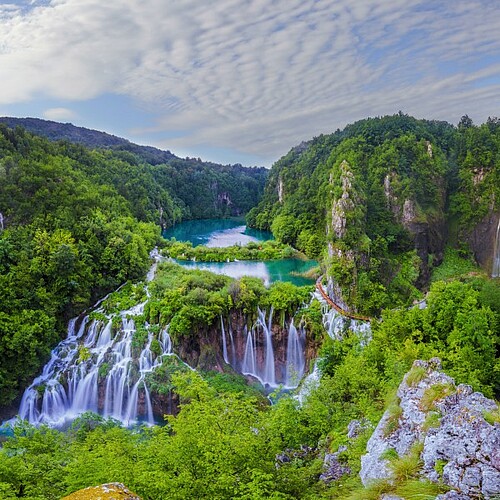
163 219 317 286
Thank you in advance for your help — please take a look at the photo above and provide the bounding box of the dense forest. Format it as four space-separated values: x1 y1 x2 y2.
247 114 500 316
0 124 266 409
0 115 499 499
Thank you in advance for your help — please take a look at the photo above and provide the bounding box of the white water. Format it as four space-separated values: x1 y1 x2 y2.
313 290 371 343
17 251 180 427
223 307 306 389
492 218 500 278
285 320 305 387
18 299 174 427
295 360 321 405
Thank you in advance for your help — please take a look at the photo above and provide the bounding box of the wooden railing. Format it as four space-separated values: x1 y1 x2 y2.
315 276 371 322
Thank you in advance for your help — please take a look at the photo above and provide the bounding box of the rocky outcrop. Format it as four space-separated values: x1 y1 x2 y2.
361 359 500 498
62 483 141 499
329 160 360 240
320 446 351 483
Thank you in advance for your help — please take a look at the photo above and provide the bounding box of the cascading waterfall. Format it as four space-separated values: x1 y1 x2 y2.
314 290 371 343
223 306 307 389
221 316 229 364
492 218 500 278
285 320 305 387
17 251 181 427
18 297 174 427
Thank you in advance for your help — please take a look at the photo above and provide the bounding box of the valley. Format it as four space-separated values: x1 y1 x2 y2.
0 115 498 499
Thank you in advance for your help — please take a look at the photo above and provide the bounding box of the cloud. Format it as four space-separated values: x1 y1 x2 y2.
1 0 500 164
43 107 77 121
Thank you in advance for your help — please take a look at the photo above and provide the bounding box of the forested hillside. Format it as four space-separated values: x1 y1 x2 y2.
0 123 266 408
248 114 500 315
0 118 268 221
0 116 498 500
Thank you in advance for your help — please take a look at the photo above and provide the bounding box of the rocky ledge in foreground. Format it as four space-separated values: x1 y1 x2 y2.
361 358 500 499
62 483 141 500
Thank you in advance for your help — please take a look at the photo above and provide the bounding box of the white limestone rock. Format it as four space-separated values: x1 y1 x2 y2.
360 359 500 498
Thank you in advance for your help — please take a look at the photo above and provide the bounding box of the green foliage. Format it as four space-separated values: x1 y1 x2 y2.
431 247 480 282
249 114 500 316
420 383 456 412
405 365 427 387
77 346 91 364
264 282 312 315
422 411 442 431
389 441 423 482
383 398 403 437
162 238 298 262
202 371 267 402
434 459 448 477
482 406 500 425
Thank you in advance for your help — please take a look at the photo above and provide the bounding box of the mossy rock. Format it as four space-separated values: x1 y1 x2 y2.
62 483 141 500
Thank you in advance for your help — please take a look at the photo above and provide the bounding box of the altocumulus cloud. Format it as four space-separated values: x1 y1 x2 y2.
1 0 500 163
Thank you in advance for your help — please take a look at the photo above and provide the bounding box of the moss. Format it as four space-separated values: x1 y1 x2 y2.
422 410 442 431
62 483 141 499
98 363 110 379
483 406 500 425
383 398 403 437
77 346 91 364
420 383 455 412
381 447 399 461
434 459 448 477
405 365 427 387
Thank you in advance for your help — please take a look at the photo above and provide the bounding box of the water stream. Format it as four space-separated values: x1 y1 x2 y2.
492 218 500 278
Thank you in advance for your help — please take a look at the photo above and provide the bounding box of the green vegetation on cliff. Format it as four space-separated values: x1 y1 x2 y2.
248 114 500 315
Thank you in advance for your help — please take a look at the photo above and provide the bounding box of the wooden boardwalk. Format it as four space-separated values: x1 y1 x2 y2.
315 276 371 322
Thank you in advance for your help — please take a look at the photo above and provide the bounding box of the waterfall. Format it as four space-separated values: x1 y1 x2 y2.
241 327 257 376
221 316 229 364
295 360 321 405
315 290 371 344
285 320 305 388
234 306 307 389
17 268 177 427
240 308 277 387
258 307 276 386
493 218 500 278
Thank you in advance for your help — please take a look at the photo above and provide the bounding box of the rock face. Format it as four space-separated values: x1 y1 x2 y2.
320 446 351 483
383 167 446 287
468 210 500 276
62 483 141 500
329 160 359 240
360 359 500 498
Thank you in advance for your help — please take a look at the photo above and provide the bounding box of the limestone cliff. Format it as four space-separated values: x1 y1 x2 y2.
360 359 500 499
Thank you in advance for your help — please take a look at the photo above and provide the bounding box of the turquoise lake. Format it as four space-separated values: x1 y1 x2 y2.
162 219 317 286
163 218 273 247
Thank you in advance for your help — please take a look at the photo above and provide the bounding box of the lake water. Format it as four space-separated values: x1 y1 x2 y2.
163 219 317 286
163 219 273 247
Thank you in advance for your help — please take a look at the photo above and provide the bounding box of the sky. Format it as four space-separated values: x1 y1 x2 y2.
0 0 499 167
